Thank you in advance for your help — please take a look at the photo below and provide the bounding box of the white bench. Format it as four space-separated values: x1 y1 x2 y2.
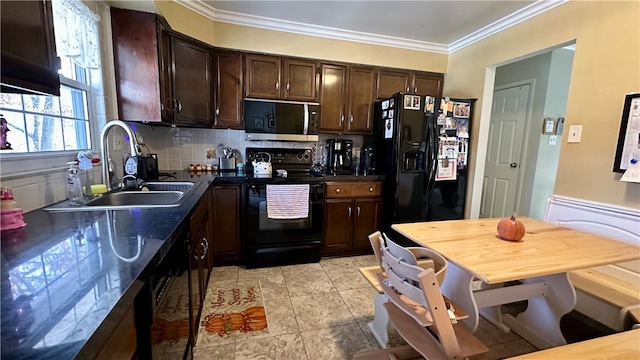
544 196 640 331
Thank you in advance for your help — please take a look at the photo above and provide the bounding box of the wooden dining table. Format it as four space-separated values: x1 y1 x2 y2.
392 217 640 350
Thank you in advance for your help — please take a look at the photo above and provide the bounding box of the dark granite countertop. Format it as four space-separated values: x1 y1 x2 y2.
0 173 212 360
0 169 383 359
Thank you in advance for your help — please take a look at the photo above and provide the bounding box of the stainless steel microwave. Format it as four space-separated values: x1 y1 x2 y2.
244 99 320 142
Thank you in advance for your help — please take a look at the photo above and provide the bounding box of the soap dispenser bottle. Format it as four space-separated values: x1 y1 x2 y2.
66 161 84 205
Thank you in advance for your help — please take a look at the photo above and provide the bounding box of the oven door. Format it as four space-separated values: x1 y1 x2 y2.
245 182 324 267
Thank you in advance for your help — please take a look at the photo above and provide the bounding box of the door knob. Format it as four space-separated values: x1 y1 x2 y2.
510 162 518 168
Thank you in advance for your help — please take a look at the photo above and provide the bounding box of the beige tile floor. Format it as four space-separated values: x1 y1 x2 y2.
183 255 540 360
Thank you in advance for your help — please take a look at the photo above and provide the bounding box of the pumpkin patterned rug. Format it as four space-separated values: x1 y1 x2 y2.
196 281 269 348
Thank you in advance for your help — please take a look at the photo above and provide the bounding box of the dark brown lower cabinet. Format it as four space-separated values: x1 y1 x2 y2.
189 192 210 346
210 184 243 265
323 182 381 256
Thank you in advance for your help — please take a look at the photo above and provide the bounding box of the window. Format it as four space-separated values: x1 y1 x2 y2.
0 0 101 155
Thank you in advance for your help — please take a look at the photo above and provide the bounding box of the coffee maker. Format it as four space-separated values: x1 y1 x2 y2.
360 146 376 176
325 139 353 175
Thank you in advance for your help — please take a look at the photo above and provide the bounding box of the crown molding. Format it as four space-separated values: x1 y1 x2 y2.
448 0 568 53
174 0 448 53
174 0 566 55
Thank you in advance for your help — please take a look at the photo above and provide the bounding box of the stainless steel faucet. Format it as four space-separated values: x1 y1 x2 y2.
100 120 140 192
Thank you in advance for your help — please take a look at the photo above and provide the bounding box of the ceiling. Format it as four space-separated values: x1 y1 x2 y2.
174 0 566 53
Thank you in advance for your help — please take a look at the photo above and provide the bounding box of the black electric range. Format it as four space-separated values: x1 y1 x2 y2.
244 147 324 268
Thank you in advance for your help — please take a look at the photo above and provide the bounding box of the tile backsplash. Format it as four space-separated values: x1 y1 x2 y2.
129 123 364 172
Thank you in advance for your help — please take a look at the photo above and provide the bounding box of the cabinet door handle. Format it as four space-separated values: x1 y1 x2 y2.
350 114 354 124
275 82 280 90
286 83 290 91
171 98 178 111
357 206 361 216
414 86 418 93
177 100 182 113
406 86 410 93
215 107 220 116
340 114 344 125
347 207 352 218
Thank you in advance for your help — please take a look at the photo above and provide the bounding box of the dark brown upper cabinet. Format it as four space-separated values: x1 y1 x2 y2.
412 72 444 97
1 0 61 96
319 64 375 135
376 69 411 100
283 59 318 101
318 64 347 133
171 35 213 128
245 54 318 101
111 8 213 128
346 66 376 134
376 69 444 100
214 51 244 129
244 54 281 99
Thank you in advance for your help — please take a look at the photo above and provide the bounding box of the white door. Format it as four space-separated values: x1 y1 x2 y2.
480 84 529 218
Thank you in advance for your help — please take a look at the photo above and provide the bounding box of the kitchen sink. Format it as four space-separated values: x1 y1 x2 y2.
45 181 199 212
143 181 194 192
86 191 185 207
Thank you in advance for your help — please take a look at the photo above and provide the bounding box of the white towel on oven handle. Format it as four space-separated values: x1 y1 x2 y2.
266 184 310 219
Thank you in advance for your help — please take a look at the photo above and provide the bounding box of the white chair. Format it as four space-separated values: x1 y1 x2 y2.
355 231 488 360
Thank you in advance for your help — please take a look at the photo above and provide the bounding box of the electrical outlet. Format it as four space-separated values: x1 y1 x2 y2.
567 125 582 143
548 135 557 145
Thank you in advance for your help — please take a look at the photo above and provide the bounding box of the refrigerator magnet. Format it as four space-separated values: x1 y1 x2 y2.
441 98 453 114
457 119 469 138
411 95 421 110
385 119 393 139
425 96 435 113
382 100 389 110
453 102 470 118
436 159 457 181
404 95 413 109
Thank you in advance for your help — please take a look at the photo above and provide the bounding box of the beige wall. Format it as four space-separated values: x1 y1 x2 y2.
448 0 640 210
155 1 447 73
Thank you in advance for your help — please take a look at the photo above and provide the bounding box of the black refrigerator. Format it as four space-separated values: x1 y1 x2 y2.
366 93 474 241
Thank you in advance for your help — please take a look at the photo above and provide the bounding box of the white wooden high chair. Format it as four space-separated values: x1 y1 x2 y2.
354 231 488 360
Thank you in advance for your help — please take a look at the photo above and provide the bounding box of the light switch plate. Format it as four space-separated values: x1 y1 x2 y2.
548 135 557 145
567 125 582 143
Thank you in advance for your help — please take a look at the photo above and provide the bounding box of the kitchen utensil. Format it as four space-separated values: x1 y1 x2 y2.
252 152 272 176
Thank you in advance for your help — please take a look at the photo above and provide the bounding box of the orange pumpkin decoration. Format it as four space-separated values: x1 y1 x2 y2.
202 312 246 337
497 214 525 241
241 306 267 332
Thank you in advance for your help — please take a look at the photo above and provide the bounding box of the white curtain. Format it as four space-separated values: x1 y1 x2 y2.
51 0 101 69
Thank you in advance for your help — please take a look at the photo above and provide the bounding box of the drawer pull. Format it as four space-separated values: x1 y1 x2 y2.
335 188 341 193
369 187 374 192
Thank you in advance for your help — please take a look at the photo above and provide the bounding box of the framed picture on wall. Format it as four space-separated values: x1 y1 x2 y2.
613 93 640 172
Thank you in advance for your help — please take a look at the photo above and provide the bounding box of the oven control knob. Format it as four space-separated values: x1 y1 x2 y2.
297 153 303 160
